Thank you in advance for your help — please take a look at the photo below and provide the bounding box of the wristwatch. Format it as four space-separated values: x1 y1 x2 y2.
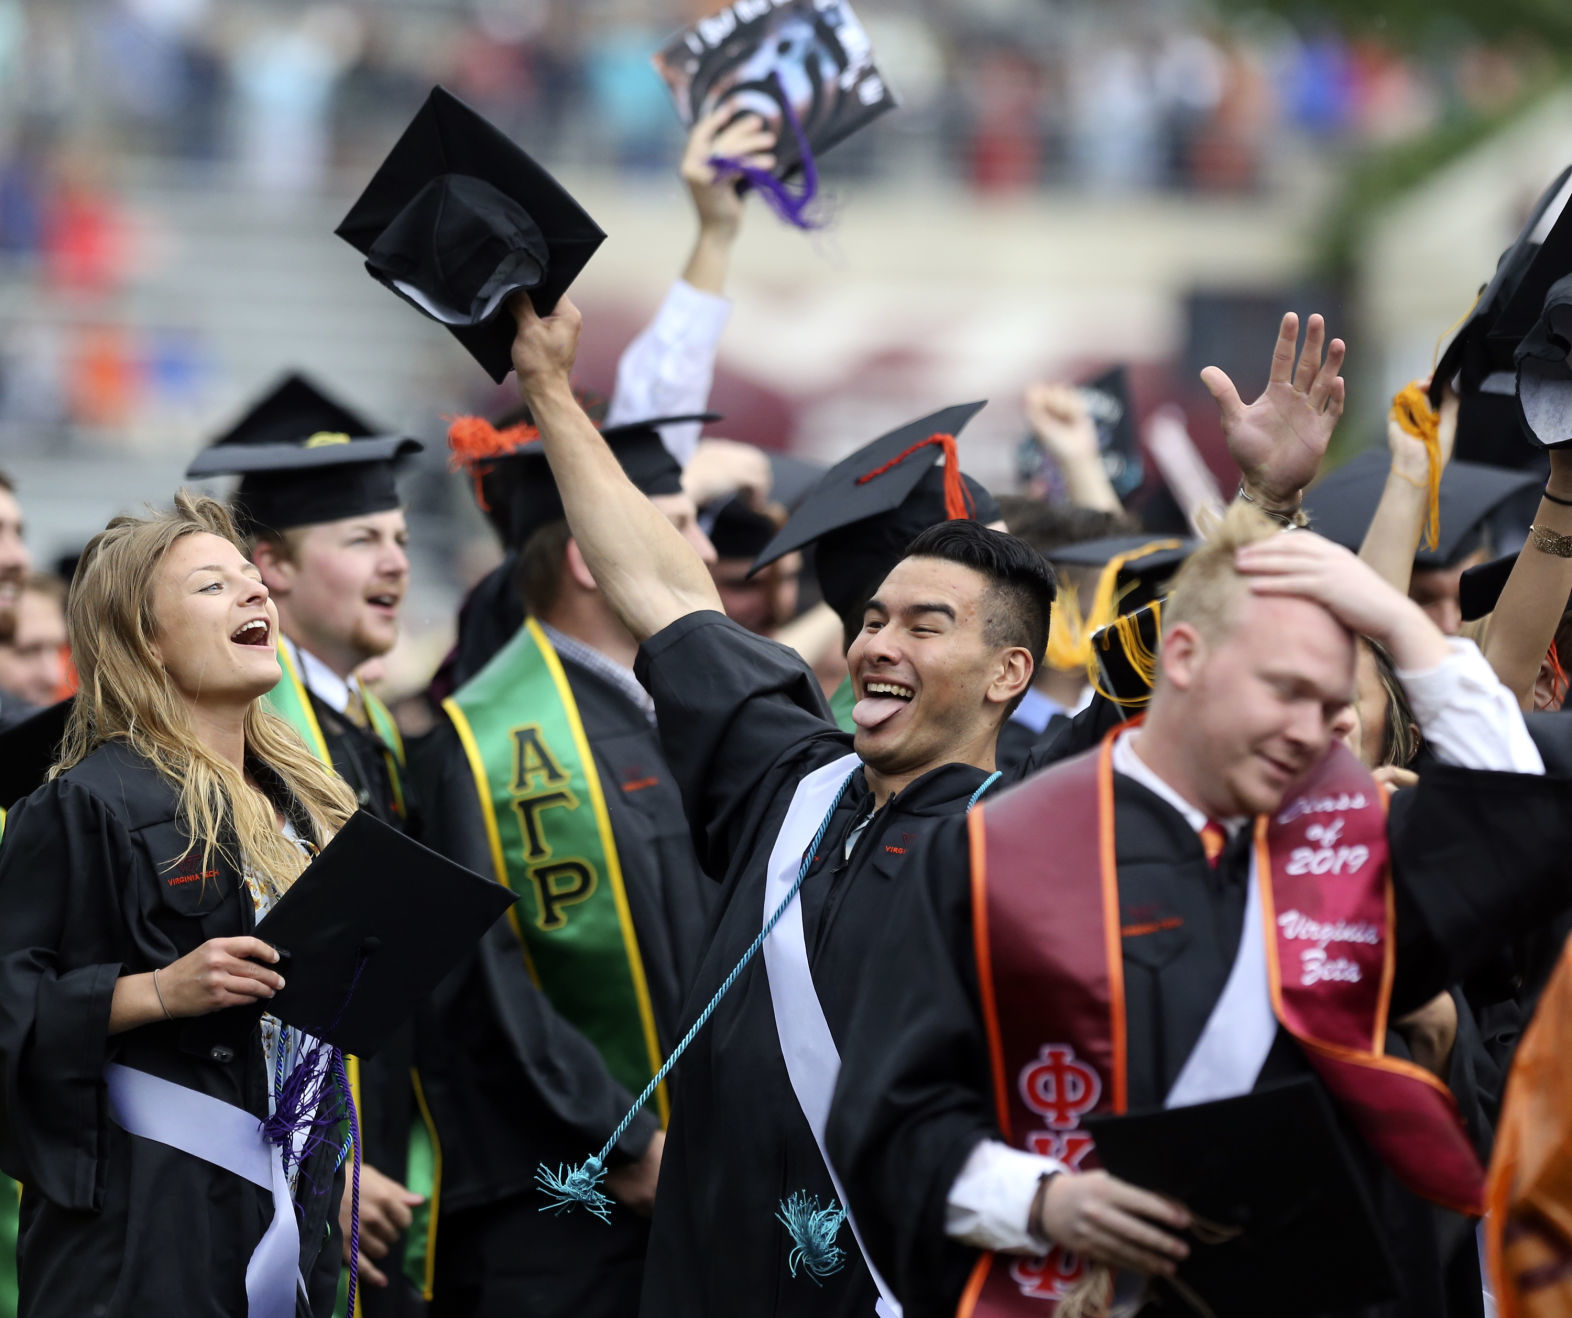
1529 524 1572 558
1236 483 1310 529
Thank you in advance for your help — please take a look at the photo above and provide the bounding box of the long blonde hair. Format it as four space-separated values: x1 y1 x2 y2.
57 490 358 896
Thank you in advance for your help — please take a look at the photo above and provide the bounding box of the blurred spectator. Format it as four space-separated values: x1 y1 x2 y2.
0 572 68 708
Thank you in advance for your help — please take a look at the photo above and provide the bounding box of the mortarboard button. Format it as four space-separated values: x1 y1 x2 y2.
207 1046 235 1065
337 86 607 384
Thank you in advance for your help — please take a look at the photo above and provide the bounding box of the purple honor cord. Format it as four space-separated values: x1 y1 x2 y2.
708 85 826 232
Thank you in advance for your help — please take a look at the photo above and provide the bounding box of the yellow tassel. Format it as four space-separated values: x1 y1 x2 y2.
1048 540 1185 674
1389 381 1443 553
1088 599 1164 707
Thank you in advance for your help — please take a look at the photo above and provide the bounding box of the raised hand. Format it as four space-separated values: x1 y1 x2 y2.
511 293 583 396
682 109 776 237
1387 375 1458 488
1201 312 1346 509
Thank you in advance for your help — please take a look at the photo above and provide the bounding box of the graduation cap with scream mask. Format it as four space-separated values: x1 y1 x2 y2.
1302 449 1539 571
336 87 607 384
749 402 998 632
186 373 424 536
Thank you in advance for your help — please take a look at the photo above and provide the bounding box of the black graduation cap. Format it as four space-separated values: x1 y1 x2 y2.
254 811 516 1057
1051 535 1195 612
706 496 780 560
336 86 607 384
1088 600 1164 707
749 402 996 627
1515 272 1572 449
449 412 706 550
0 696 72 812
1431 165 1572 408
1302 449 1539 569
1458 549 1572 623
187 373 423 534
1084 1079 1398 1318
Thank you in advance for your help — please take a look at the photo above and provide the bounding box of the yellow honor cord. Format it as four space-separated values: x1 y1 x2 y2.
1388 382 1443 553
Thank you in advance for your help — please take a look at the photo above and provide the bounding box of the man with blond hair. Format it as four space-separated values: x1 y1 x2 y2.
829 504 1572 1318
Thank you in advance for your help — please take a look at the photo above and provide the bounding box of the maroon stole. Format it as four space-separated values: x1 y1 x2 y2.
957 723 1486 1316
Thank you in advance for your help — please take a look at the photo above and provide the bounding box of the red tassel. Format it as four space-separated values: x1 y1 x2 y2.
444 415 540 473
854 433 975 520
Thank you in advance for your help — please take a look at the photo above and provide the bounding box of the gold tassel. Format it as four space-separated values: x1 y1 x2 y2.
1056 1265 1116 1318
1049 540 1184 674
1389 382 1443 553
1088 600 1164 707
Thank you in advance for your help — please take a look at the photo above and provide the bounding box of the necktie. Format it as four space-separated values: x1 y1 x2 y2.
1199 820 1227 868
343 686 370 730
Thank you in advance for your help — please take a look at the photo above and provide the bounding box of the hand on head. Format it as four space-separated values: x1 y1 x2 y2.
510 293 582 395
1202 312 1345 508
682 109 776 233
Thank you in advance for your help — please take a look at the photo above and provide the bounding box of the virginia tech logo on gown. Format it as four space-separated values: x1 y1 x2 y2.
1012 1043 1102 1302
510 723 599 931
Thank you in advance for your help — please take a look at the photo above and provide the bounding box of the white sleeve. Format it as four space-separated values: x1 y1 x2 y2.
603 279 732 468
944 1138 1065 1253
1396 637 1545 775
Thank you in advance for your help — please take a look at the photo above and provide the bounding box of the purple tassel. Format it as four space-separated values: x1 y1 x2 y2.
709 80 826 232
261 1038 345 1179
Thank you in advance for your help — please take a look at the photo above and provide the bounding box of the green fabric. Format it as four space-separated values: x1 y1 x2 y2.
443 619 665 1109
829 676 857 734
401 1107 436 1296
0 1176 17 1318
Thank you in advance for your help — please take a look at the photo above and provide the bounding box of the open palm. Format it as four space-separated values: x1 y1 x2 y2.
1201 312 1346 506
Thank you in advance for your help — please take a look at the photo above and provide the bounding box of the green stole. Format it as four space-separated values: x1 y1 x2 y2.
829 676 857 734
264 643 433 1315
442 617 670 1125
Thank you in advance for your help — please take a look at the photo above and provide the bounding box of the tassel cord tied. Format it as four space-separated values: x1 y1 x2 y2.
709 74 826 233
777 1192 848 1284
1388 382 1444 553
537 770 858 1218
856 433 974 520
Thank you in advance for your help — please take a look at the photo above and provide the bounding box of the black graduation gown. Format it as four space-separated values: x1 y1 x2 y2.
0 742 344 1318
408 643 713 1318
826 757 1572 1318
304 688 428 1318
630 610 993 1318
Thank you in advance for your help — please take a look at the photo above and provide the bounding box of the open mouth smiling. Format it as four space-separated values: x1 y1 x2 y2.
230 618 271 647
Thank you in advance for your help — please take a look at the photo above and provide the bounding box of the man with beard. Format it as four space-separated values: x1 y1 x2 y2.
186 377 431 1316
500 298 1345 1317
0 472 36 729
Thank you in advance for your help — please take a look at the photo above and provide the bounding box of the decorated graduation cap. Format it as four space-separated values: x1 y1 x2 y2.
1085 1079 1398 1317
750 401 997 629
1302 449 1539 570
187 373 423 535
446 410 707 549
1431 165 1572 410
336 86 607 384
0 696 71 812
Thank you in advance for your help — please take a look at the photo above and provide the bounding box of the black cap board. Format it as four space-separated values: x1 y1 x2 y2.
1050 535 1195 613
1089 600 1163 708
337 86 606 384
1431 165 1572 408
471 415 702 551
1083 1078 1398 1318
707 496 780 560
1458 549 1572 623
186 374 423 534
253 810 516 1057
0 697 72 812
1302 449 1539 569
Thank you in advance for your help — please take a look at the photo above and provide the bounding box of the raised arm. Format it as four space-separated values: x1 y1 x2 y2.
1202 311 1346 524
1358 385 1458 593
1023 382 1123 513
512 295 723 641
1483 448 1572 709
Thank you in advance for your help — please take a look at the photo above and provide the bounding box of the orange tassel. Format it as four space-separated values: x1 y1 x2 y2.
1549 641 1568 709
855 433 975 520
1389 383 1443 553
444 415 540 473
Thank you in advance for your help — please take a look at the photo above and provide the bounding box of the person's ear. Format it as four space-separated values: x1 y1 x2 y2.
251 538 296 597
563 537 599 594
1160 621 1205 692
987 646 1034 709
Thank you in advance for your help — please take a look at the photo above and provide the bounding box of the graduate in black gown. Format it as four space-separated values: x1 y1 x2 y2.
499 291 1063 1318
826 501 1572 1318
188 374 432 1316
409 423 718 1318
0 492 361 1317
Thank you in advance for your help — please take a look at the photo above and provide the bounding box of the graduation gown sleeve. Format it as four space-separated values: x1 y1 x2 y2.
634 610 842 876
0 780 127 1209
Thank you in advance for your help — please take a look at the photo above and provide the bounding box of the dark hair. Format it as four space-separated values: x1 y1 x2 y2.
514 517 574 616
0 469 13 495
902 520 1057 672
994 495 1139 559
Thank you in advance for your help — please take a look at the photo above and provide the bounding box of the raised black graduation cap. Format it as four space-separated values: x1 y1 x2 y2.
187 373 423 534
1431 164 1572 409
1515 271 1572 448
1302 448 1539 570
254 811 516 1057
749 401 996 626
458 413 709 551
0 696 72 812
336 86 606 385
1084 1079 1398 1318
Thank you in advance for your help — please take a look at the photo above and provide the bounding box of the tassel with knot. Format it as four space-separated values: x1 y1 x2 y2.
536 1155 612 1222
856 433 974 520
1388 382 1444 553
445 415 540 511
776 1191 849 1284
